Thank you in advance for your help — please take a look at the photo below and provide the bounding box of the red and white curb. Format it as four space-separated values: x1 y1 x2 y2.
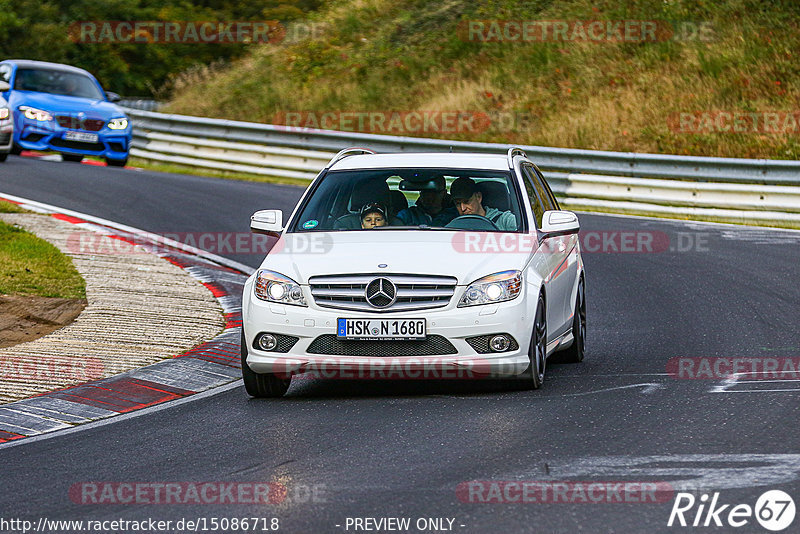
0 192 252 445
18 151 140 170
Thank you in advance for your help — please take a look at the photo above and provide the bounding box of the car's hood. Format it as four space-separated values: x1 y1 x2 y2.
12 91 123 117
259 231 534 285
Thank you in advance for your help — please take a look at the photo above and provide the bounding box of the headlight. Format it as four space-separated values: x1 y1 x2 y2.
19 106 52 121
107 117 128 130
458 270 522 307
254 270 307 307
0 108 9 120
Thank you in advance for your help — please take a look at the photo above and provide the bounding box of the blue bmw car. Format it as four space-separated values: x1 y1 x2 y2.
0 60 131 166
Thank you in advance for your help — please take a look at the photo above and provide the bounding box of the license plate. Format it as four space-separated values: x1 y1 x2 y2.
64 131 98 143
337 318 426 340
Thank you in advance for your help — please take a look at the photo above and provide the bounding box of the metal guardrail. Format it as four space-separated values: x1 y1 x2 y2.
119 99 163 112
124 107 800 226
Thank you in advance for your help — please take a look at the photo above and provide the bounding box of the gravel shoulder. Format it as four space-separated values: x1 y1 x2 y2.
0 212 225 403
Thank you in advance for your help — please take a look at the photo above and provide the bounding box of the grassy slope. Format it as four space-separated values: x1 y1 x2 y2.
164 0 800 159
0 201 86 299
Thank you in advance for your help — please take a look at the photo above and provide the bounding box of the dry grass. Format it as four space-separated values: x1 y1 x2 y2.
164 0 800 159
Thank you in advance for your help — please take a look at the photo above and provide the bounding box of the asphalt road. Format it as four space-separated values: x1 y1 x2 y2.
1 155 799 533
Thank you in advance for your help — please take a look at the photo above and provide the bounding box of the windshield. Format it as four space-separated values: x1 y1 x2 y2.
13 68 105 100
291 168 525 233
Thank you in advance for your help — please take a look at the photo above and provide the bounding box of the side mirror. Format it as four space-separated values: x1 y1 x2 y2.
0 81 10 92
251 209 283 235
539 210 579 238
106 91 121 103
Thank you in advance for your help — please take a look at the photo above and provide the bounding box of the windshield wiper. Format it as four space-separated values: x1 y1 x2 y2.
371 225 453 231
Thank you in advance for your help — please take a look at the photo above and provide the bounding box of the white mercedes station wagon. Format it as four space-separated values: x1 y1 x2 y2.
241 148 586 397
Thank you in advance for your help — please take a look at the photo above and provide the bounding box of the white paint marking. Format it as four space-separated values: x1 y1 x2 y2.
539 454 800 491
564 383 665 396
710 371 800 393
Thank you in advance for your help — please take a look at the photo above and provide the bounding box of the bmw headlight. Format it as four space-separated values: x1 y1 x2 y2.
107 117 128 130
19 106 53 122
254 270 306 306
0 108 9 120
459 270 522 307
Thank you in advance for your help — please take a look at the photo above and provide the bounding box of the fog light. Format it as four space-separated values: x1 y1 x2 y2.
489 335 511 352
257 333 278 351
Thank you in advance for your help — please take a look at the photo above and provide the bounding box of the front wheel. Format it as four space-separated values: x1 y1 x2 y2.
241 331 291 398
106 157 128 167
10 143 22 155
0 152 7 162
519 294 547 389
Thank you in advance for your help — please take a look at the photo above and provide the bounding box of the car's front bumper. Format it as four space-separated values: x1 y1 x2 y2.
14 117 130 159
242 278 534 379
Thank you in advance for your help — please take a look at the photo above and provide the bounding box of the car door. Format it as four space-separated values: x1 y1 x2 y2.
531 165 579 336
520 163 564 339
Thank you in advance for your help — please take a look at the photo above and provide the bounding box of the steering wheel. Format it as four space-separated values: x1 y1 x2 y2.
445 215 500 231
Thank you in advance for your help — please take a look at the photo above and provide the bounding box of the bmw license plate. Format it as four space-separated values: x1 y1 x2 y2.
337 318 426 340
64 131 98 143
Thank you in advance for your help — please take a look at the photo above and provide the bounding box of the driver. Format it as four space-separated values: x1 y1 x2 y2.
397 175 458 226
449 177 517 231
60 76 80 96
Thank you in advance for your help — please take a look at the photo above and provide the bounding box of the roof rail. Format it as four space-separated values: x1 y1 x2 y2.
507 147 527 169
326 148 376 168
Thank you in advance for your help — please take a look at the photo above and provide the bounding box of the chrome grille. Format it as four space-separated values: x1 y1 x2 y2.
309 273 457 312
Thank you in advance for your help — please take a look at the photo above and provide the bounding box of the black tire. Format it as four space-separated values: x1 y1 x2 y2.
557 279 586 363
106 157 128 167
10 143 22 155
519 294 547 390
62 154 84 163
241 330 291 398
0 152 7 162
